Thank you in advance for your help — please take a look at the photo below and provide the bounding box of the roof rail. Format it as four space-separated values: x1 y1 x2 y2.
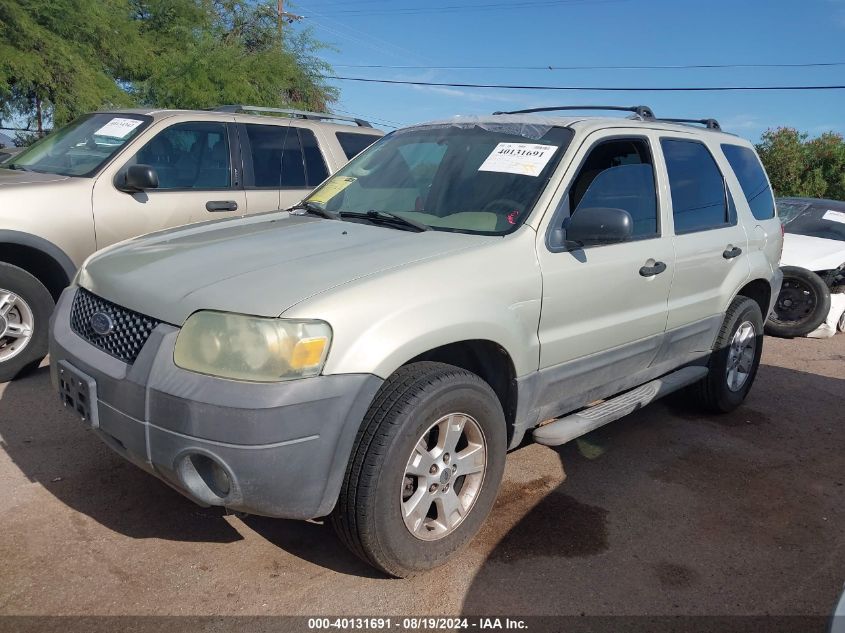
492 105 656 120
212 105 373 128
657 117 722 131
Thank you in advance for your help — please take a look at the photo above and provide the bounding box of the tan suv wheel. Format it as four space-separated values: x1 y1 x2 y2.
332 361 506 578
0 263 54 382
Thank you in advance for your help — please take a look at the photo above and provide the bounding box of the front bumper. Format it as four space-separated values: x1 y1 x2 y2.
49 287 383 519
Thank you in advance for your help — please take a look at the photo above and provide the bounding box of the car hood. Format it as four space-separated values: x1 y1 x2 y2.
79 213 490 325
781 233 845 271
0 168 69 187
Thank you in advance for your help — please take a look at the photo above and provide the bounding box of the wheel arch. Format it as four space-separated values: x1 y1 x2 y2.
404 339 519 445
0 231 75 300
735 277 774 320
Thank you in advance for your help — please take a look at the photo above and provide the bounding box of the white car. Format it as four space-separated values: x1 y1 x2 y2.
767 198 845 336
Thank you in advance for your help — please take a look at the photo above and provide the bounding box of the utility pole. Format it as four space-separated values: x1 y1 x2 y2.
277 0 303 44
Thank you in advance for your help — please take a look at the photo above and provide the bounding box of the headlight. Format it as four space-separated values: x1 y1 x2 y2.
173 311 331 382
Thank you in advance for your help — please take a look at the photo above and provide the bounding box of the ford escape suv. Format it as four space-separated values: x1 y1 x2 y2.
50 105 783 577
0 105 382 382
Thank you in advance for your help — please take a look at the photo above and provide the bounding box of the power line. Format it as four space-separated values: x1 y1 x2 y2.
309 0 626 16
324 76 845 91
332 61 845 71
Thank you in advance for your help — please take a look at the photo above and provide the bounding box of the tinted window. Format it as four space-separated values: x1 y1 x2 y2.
300 128 329 186
132 122 230 189
280 128 306 188
662 139 727 233
336 132 380 159
721 144 775 220
245 124 285 187
569 139 658 238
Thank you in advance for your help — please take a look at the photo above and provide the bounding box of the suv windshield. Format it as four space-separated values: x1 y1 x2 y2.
3 113 152 177
306 123 573 235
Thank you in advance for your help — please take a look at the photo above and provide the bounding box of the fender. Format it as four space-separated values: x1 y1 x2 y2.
0 230 78 281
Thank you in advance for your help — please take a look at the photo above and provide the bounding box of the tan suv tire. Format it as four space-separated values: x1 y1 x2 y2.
332 362 506 578
0 263 54 383
691 296 764 413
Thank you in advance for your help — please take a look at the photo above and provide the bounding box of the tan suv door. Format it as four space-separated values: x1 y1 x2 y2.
91 120 246 248
239 122 331 213
658 136 750 337
535 131 674 404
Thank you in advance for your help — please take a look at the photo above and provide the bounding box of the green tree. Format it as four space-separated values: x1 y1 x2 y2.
757 127 845 201
0 0 336 136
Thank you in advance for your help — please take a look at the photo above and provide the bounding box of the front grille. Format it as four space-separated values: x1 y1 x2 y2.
70 288 161 364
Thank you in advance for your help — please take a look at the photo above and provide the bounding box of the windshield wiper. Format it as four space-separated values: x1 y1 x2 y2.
341 210 430 232
287 201 340 220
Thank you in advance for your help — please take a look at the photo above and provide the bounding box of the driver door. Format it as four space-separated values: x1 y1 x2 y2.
535 131 674 410
92 119 246 249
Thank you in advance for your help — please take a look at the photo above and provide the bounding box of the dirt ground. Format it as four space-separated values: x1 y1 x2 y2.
0 335 843 623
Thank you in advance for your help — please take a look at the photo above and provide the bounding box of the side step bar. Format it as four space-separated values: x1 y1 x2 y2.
532 366 708 446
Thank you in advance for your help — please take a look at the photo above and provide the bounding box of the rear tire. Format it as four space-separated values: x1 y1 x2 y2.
692 296 764 413
765 266 831 338
332 361 506 577
0 263 54 383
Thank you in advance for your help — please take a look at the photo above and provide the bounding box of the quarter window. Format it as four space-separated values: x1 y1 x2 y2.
661 139 729 233
336 131 380 160
721 144 775 220
568 138 659 238
132 122 230 189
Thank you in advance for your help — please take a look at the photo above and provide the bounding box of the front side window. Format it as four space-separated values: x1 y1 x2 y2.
721 144 775 220
4 113 151 177
662 139 729 234
306 124 574 235
129 121 230 189
567 138 658 239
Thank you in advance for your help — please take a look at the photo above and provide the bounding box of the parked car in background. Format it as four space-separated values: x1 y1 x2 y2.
766 197 845 337
50 105 782 577
0 106 383 381
0 146 25 164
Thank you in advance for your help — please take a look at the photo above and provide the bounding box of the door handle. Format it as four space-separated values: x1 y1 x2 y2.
206 200 238 212
723 245 742 259
639 261 667 277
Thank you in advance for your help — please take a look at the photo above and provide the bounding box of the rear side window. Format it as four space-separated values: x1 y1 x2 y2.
721 144 775 220
661 139 728 234
245 124 328 188
336 132 380 160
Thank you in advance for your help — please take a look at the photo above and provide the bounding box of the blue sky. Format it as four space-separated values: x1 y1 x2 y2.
293 0 845 141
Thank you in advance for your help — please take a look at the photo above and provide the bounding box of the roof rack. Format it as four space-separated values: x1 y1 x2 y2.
492 105 656 120
212 105 373 128
657 117 722 131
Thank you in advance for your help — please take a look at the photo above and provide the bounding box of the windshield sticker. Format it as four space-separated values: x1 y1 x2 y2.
478 143 558 177
307 176 357 205
94 118 144 139
822 209 845 225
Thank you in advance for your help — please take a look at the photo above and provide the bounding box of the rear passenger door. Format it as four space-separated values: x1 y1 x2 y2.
660 137 750 339
239 123 330 213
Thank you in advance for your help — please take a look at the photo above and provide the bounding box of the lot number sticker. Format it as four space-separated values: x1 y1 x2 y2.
94 118 144 139
478 142 558 177
822 209 845 225
307 176 357 205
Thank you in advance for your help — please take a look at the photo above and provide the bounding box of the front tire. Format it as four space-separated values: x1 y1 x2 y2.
332 362 506 577
692 296 764 413
765 266 831 338
0 263 54 383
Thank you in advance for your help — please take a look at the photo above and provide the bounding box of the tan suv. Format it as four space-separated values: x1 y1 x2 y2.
0 106 383 381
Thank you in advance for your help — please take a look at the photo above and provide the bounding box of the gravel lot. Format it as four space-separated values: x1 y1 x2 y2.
0 335 842 624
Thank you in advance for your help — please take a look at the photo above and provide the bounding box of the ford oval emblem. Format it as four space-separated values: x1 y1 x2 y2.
90 311 114 336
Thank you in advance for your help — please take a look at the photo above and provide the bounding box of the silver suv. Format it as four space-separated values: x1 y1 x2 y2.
49 105 783 577
0 106 383 381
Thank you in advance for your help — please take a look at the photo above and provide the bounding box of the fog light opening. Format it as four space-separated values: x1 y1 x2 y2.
182 453 231 499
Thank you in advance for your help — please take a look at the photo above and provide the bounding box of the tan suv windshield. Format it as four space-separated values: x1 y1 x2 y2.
4 113 152 177
307 124 574 235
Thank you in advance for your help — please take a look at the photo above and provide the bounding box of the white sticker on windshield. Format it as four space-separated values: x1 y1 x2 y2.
94 117 143 139
478 142 558 177
822 209 845 225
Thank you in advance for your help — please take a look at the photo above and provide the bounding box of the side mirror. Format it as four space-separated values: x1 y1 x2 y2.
565 207 633 248
120 164 159 192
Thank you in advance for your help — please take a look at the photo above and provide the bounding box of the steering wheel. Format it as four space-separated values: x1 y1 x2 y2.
481 198 524 228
